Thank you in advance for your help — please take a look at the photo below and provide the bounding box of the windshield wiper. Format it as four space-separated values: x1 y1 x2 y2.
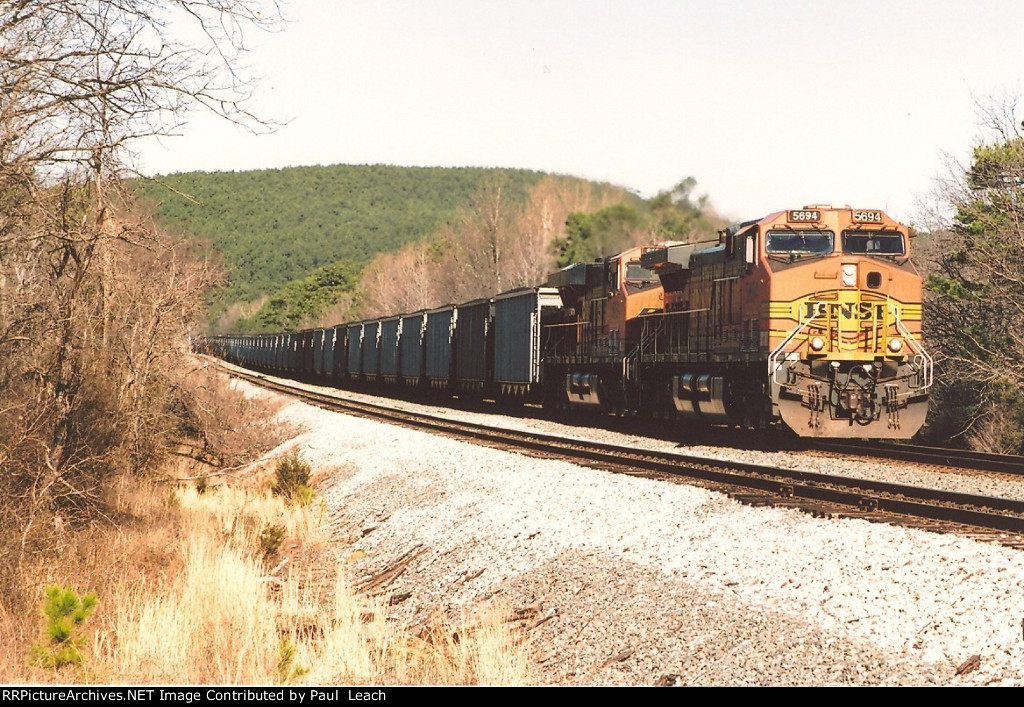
768 251 828 265
863 252 899 263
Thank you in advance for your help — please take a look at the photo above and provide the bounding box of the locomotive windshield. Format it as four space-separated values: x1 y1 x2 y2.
842 231 905 255
766 229 834 255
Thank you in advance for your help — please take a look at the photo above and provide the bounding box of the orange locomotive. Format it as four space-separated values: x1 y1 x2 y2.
543 205 931 438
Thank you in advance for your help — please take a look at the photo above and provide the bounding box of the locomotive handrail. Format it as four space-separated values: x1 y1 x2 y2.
892 306 933 391
543 320 594 328
768 313 821 386
623 343 640 382
636 307 710 318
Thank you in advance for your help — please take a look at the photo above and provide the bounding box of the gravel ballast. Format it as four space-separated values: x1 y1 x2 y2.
242 378 1024 686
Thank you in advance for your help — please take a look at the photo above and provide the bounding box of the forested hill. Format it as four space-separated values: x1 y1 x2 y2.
133 164 579 315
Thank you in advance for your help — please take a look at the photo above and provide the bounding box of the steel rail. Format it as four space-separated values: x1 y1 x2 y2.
812 440 1024 475
220 362 1024 543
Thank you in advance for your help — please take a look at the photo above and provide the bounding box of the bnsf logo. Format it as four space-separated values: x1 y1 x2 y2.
804 302 891 320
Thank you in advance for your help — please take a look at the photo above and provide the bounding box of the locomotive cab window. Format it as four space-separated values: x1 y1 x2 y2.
625 260 657 285
842 231 905 255
765 230 834 255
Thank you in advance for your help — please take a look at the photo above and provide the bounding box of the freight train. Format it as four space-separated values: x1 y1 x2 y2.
204 205 931 439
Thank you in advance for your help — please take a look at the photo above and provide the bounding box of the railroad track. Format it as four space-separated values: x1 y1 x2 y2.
811 440 1024 476
219 361 1024 550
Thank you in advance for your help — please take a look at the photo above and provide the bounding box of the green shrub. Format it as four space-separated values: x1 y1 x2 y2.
272 450 314 505
259 523 286 557
29 586 97 669
294 484 316 508
277 637 310 684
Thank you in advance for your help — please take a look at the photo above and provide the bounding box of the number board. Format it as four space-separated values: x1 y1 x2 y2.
788 210 820 222
852 210 883 223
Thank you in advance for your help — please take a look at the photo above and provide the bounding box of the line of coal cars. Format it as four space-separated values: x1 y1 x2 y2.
207 285 567 403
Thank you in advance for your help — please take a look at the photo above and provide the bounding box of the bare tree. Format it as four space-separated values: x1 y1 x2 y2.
506 177 624 288
0 0 280 587
357 240 442 319
349 177 634 320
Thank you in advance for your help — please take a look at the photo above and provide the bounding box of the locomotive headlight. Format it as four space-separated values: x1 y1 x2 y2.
842 263 857 287
887 337 904 353
809 336 825 352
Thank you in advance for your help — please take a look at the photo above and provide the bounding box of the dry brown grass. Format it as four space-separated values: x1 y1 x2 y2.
1 461 533 685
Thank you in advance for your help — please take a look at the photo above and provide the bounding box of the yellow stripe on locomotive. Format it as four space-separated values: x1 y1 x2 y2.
767 292 923 359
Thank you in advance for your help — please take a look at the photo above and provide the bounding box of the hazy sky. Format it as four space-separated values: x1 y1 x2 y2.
139 0 1024 224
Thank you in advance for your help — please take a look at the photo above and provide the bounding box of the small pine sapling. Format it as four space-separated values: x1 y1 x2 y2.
30 586 98 669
